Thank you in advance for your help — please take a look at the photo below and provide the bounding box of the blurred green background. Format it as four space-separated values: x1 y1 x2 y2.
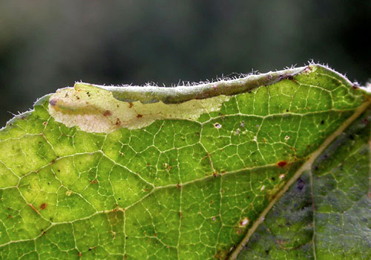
1 0 370 126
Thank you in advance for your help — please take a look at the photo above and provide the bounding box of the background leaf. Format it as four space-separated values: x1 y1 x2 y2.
238 108 371 259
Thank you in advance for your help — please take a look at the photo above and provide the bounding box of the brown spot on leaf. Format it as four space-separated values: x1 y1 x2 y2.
40 203 47 210
103 110 112 116
137 114 143 118
277 161 287 168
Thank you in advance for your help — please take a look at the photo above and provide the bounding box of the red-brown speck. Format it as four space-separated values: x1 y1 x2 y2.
103 110 112 116
277 161 287 168
40 203 47 210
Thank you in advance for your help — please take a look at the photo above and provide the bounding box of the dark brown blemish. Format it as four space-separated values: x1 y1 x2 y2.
115 118 121 126
129 102 133 108
90 179 98 184
103 110 112 116
277 161 287 168
136 114 143 118
320 120 325 125
40 203 47 210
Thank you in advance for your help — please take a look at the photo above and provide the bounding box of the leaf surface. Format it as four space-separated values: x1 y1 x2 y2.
0 65 370 259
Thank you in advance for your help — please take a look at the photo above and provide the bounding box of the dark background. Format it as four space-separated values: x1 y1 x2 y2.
1 0 370 126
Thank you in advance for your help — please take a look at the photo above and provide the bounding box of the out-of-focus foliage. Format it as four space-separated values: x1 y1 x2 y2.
0 0 370 125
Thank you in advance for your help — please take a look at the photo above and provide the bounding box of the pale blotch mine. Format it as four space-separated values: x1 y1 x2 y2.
48 83 230 133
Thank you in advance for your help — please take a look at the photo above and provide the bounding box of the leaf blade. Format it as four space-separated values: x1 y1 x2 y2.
0 64 369 259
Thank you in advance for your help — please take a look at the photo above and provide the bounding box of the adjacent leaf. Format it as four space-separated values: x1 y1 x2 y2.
238 107 371 259
0 65 370 259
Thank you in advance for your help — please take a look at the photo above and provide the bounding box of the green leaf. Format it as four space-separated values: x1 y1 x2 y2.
0 64 370 259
